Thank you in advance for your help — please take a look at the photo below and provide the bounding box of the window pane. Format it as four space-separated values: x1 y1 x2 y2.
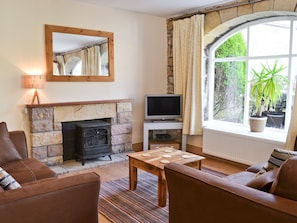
249 21 290 56
248 59 288 129
213 61 246 123
215 30 247 58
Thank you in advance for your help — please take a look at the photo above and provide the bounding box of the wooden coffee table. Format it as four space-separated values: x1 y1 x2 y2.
127 147 205 207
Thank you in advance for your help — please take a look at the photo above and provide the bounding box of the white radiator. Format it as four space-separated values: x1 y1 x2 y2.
202 125 286 165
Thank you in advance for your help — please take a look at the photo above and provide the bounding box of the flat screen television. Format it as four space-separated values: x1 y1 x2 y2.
144 94 182 121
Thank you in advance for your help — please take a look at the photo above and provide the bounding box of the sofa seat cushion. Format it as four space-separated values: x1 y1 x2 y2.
223 171 256 185
1 158 57 184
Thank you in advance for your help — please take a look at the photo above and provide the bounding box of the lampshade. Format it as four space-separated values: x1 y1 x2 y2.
23 75 45 89
23 75 45 105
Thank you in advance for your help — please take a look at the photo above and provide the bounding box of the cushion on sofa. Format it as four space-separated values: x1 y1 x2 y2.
256 148 297 175
246 169 277 192
266 148 297 170
246 162 267 173
1 158 57 184
270 156 297 201
0 122 22 165
0 167 21 190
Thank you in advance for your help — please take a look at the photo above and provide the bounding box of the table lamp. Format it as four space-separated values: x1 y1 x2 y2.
23 75 45 105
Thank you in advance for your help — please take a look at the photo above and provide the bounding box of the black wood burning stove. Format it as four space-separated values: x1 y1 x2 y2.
76 120 112 165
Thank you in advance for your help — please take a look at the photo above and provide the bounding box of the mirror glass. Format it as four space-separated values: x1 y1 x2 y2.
45 25 114 82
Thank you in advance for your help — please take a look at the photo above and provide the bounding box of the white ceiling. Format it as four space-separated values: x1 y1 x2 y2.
73 0 236 18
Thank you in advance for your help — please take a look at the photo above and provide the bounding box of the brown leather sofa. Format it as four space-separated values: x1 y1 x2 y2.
164 157 297 223
0 122 100 223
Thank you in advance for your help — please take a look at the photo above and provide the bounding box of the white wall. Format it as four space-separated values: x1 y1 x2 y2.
0 0 167 144
203 126 286 165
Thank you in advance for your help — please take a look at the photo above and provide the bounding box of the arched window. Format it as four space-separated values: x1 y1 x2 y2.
205 16 297 131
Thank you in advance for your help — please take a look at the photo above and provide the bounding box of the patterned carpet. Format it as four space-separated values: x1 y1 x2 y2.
99 173 168 223
98 168 226 223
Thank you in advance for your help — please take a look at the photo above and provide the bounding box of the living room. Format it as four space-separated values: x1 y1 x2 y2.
3 0 297 165
1 0 297 222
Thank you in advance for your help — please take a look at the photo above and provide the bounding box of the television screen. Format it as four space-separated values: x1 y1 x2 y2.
145 94 182 120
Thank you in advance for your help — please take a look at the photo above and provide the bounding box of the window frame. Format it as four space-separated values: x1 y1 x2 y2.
205 16 297 133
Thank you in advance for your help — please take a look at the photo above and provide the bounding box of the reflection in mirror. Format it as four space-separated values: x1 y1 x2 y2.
45 25 114 82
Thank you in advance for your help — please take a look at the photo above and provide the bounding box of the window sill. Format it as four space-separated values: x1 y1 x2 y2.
203 121 287 145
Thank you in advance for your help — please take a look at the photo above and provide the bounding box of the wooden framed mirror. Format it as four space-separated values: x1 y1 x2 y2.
45 24 114 82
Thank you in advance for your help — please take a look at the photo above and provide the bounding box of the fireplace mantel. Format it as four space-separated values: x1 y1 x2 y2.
26 99 133 108
26 99 133 165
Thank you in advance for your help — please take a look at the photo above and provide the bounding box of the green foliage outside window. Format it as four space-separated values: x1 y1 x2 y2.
214 32 247 123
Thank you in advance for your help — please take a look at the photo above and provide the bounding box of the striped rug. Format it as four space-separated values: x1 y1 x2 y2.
98 168 226 223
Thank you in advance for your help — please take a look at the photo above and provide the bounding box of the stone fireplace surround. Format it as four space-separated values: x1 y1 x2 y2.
26 99 133 165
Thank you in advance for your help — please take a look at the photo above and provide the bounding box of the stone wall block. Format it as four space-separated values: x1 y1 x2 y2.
123 142 133 151
117 112 132 124
54 104 116 123
111 143 132 153
253 0 273 12
29 107 53 121
48 144 63 157
111 134 132 145
117 102 132 112
31 131 62 147
111 144 125 153
238 5 253 16
54 122 62 131
111 123 132 135
32 146 48 160
204 11 221 34
274 0 297 11
47 156 63 166
111 117 117 125
31 120 53 133
167 20 173 30
219 7 238 23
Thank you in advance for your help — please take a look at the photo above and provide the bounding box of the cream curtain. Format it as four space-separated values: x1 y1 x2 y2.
173 14 204 135
285 84 297 150
86 45 100 75
55 55 65 75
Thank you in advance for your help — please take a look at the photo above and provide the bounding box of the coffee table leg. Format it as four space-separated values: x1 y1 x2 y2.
158 171 167 207
129 158 137 190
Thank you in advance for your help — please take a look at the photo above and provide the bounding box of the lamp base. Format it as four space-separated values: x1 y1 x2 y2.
31 89 40 105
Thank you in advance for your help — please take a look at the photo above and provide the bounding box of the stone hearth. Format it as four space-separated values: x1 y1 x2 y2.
26 99 133 165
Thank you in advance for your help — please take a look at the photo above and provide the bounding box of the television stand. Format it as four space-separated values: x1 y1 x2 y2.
152 119 179 123
143 120 187 151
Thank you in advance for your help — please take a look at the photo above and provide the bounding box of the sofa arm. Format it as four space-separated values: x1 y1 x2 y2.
9 131 28 159
164 163 297 223
0 172 100 223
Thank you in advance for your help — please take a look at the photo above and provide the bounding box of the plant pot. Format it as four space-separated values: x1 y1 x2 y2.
249 116 268 132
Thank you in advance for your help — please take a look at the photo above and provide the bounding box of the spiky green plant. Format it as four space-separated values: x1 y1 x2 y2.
250 61 288 117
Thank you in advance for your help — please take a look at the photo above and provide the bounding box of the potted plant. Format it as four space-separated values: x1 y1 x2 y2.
249 60 288 132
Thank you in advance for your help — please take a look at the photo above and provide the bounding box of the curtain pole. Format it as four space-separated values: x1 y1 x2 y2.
168 0 265 21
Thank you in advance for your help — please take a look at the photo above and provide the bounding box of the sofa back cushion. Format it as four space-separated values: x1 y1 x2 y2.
0 122 22 165
270 156 297 201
